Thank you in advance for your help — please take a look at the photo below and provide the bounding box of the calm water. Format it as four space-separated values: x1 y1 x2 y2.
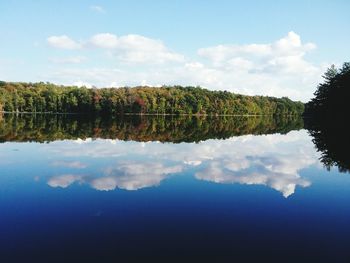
0 115 349 262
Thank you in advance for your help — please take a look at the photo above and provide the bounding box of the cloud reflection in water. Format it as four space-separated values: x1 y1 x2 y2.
46 130 318 197
92 161 183 191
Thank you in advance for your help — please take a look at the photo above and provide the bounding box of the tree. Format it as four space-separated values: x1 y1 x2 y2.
305 62 350 119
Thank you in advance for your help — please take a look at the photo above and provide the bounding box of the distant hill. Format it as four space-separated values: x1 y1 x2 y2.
0 82 304 116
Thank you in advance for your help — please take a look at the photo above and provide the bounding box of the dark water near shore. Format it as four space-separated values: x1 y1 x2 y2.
0 114 349 262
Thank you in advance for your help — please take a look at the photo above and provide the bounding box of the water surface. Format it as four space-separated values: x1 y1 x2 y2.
0 115 349 262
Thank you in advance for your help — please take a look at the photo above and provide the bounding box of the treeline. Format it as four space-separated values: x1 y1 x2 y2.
304 62 350 119
0 82 304 116
0 114 303 143
304 62 350 173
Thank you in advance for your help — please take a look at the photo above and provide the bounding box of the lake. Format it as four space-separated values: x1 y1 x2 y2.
0 114 349 262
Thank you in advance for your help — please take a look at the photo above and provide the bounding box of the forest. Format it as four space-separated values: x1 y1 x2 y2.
0 82 304 116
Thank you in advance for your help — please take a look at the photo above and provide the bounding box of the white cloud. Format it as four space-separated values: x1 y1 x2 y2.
72 81 93 88
197 31 316 64
49 56 86 64
90 33 119 49
194 31 322 100
90 5 105 13
47 33 184 64
90 33 185 64
45 31 326 101
47 35 82 50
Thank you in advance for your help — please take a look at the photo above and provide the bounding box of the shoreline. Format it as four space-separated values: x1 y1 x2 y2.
0 111 302 117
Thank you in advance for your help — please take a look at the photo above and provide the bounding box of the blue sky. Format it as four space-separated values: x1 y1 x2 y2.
0 0 349 101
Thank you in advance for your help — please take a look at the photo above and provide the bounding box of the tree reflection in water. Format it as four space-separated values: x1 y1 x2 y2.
0 113 304 143
1 113 348 174
306 119 350 173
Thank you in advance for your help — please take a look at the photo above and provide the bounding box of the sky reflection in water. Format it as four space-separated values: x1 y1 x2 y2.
1 117 350 262
34 130 317 197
